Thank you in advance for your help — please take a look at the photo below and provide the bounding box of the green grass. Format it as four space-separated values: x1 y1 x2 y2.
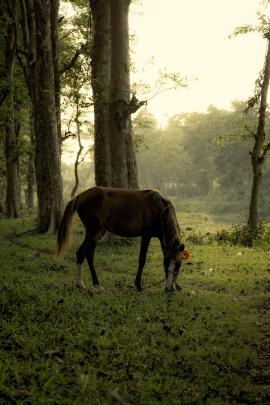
0 216 269 404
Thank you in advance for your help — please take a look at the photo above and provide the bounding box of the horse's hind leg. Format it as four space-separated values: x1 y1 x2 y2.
85 237 101 288
135 235 151 291
76 237 89 289
76 235 101 289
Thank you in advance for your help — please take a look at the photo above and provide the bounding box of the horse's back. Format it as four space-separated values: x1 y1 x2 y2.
76 187 163 237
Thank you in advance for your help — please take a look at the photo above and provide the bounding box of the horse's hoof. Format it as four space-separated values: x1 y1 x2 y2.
93 285 104 292
175 284 182 291
135 282 143 291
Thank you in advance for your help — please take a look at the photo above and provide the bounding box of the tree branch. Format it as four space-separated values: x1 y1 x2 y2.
61 130 76 142
147 85 181 102
128 94 147 114
60 45 86 75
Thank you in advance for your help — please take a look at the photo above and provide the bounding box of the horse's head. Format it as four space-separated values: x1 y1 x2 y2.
163 242 185 291
160 204 185 291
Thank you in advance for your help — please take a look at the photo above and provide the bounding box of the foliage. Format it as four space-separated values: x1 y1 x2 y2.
212 222 270 249
136 102 270 221
231 12 270 37
132 110 158 150
59 0 91 88
181 214 270 250
0 217 269 404
230 12 270 114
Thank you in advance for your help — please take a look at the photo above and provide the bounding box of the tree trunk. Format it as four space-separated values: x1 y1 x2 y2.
14 102 22 209
0 176 6 215
27 107 35 210
50 0 61 149
247 33 270 243
19 0 63 231
71 102 84 198
90 0 111 187
109 0 140 189
248 161 262 232
32 0 63 232
126 116 139 188
20 0 37 210
90 0 140 189
109 0 130 188
4 1 21 218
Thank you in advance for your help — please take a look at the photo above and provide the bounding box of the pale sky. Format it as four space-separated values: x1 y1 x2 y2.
130 0 269 125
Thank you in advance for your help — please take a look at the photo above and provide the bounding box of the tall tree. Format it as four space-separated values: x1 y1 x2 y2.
26 107 35 210
89 0 142 189
247 32 270 242
2 0 21 218
233 15 270 244
50 0 61 147
109 0 130 188
109 0 144 188
89 0 111 187
20 0 63 232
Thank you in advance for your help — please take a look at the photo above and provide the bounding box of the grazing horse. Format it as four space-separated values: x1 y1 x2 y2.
57 187 185 291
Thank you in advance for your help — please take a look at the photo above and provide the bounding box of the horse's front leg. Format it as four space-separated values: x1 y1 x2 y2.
173 263 182 291
163 256 182 291
135 235 151 291
163 256 174 291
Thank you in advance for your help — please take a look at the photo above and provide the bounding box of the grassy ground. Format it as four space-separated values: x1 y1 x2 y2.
0 215 269 404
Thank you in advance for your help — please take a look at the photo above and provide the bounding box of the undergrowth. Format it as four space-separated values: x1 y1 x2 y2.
184 222 270 250
0 217 269 404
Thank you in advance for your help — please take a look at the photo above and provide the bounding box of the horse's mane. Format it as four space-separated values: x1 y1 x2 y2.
150 190 181 251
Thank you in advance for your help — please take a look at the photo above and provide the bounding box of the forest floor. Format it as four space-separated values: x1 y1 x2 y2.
0 215 269 404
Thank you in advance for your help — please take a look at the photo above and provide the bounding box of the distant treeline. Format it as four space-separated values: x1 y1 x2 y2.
134 102 270 221
55 101 270 222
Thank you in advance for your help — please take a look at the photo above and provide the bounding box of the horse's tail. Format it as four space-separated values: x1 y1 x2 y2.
57 195 79 258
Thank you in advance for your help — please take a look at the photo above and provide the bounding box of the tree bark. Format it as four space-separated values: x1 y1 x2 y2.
109 0 140 188
126 115 139 188
14 102 22 209
4 0 21 218
90 0 111 187
109 0 130 188
50 0 61 149
20 0 36 210
32 0 63 232
89 0 140 189
26 107 35 210
19 0 63 231
247 33 270 243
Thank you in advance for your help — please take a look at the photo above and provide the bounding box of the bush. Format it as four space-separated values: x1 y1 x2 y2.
183 223 270 249
211 223 270 248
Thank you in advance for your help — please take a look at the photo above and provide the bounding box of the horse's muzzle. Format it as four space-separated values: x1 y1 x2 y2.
165 260 180 291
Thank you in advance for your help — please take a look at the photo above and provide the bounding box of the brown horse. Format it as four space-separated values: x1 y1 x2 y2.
57 186 185 291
